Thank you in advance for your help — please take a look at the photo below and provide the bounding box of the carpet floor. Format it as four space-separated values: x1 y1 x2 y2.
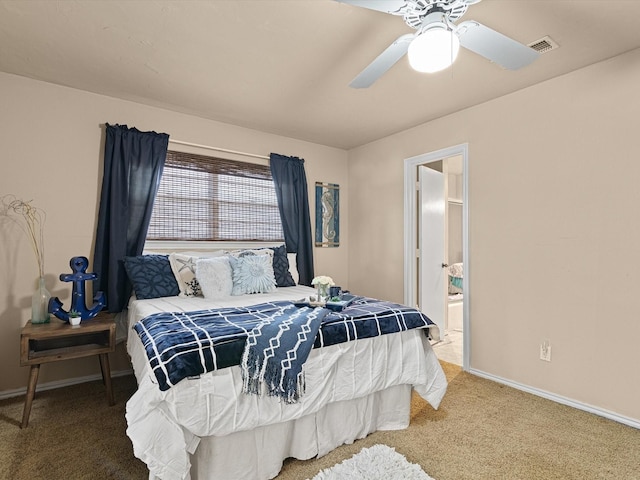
1 361 638 480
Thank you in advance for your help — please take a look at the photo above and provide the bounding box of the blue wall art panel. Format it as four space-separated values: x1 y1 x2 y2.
315 182 339 247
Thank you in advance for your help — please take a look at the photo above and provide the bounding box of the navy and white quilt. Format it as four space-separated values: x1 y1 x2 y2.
134 297 434 392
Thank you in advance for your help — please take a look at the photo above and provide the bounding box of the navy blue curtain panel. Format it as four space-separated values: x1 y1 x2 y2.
93 124 169 312
270 153 314 286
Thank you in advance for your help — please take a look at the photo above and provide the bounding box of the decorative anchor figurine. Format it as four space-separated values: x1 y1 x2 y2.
49 256 106 323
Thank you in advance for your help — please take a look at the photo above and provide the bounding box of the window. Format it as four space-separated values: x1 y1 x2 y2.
147 151 284 242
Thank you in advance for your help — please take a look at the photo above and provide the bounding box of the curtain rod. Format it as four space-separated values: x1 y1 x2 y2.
169 139 270 160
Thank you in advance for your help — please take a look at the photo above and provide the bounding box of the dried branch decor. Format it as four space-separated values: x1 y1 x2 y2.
1 194 46 277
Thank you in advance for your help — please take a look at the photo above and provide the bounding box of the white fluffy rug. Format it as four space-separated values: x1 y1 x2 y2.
310 444 435 480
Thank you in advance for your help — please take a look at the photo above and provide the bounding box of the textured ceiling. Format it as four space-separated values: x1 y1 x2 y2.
1 0 640 149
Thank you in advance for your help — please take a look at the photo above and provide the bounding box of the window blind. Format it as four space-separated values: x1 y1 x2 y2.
147 150 284 242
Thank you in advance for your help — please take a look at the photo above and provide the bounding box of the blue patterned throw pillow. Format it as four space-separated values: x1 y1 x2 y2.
228 254 276 295
123 255 180 299
268 245 296 287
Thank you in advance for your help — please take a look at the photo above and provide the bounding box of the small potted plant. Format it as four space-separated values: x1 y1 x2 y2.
68 309 81 326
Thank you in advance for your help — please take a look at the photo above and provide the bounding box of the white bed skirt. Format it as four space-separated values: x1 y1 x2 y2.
158 384 412 480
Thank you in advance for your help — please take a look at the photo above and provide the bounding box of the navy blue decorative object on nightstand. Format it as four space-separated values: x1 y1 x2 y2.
48 256 106 322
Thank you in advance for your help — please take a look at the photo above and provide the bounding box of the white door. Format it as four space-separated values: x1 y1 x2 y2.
418 165 446 341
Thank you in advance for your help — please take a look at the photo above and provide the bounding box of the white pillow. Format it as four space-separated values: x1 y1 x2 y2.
196 257 233 299
228 254 276 295
287 253 298 285
169 253 202 297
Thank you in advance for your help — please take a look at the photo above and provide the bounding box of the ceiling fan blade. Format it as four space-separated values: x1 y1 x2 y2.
456 21 539 70
336 0 408 15
349 33 414 88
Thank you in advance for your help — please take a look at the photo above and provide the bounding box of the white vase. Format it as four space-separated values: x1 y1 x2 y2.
31 277 51 324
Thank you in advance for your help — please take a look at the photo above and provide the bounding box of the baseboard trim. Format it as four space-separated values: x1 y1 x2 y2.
469 368 640 430
0 368 134 401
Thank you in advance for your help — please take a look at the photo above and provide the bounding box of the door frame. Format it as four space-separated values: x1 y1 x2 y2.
404 143 470 371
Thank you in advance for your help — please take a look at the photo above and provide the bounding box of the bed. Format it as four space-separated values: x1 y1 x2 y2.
123 249 448 480
447 263 464 331
447 262 463 295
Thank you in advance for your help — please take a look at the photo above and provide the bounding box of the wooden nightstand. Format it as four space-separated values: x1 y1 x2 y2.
19 312 116 428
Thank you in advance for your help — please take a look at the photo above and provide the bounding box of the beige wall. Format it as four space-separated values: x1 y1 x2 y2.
448 172 463 265
348 48 640 423
3 46 639 424
0 72 348 394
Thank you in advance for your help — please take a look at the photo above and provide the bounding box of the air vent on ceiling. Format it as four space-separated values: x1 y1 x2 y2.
528 35 559 54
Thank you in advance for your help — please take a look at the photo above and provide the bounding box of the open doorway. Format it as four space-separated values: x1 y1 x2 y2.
420 158 463 365
403 144 469 370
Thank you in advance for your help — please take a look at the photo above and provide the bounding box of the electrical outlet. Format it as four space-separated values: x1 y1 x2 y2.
540 340 551 362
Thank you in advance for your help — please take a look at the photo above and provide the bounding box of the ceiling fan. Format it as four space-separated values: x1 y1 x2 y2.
337 0 540 88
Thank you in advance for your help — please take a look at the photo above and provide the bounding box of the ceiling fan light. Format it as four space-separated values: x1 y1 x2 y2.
408 26 460 73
